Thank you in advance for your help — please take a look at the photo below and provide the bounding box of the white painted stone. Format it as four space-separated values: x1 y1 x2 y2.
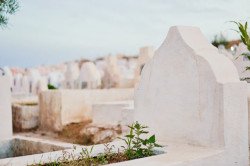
78 62 101 89
2 26 249 166
37 76 48 92
247 84 250 146
0 136 122 166
12 104 39 131
48 70 65 89
118 77 134 88
27 69 42 95
0 76 13 139
219 48 234 60
39 88 134 132
134 46 154 84
2 66 13 88
92 100 134 126
131 26 248 165
0 135 76 165
12 73 23 94
104 55 120 88
95 59 106 79
64 62 80 89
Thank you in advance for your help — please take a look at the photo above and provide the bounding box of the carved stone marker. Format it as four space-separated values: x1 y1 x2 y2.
130 26 248 165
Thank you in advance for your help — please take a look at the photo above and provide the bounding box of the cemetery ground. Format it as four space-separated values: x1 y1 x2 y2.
1 26 250 165
15 120 122 146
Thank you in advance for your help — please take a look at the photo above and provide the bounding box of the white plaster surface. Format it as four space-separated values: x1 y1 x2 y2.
247 83 250 146
39 88 134 131
78 62 101 89
0 76 13 140
1 26 249 166
64 62 80 89
12 104 39 131
131 26 248 165
92 100 134 125
0 135 77 166
134 46 154 84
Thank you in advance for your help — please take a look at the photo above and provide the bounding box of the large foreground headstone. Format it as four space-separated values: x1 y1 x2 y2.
0 76 12 139
131 26 248 165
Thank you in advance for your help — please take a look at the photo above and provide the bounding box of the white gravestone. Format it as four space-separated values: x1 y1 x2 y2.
78 62 101 89
64 62 80 89
0 76 12 139
127 26 248 166
134 46 154 84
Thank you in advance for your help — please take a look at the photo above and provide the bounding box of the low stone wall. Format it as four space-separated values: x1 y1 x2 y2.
0 136 72 160
39 88 134 132
12 104 39 132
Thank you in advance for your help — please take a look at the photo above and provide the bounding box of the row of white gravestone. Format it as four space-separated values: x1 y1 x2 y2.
10 48 152 92
64 62 102 89
95 49 154 89
0 26 248 165
0 26 249 166
11 62 102 94
11 69 47 96
95 55 134 88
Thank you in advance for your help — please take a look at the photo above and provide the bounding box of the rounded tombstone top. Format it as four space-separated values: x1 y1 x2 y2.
79 62 101 83
156 26 239 83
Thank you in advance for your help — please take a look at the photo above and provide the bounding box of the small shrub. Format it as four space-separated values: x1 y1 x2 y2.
118 121 162 159
48 84 57 90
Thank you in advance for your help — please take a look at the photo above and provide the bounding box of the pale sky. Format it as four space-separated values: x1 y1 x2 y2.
0 0 250 68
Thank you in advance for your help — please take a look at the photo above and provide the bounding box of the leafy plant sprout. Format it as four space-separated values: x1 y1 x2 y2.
231 20 250 71
118 121 162 159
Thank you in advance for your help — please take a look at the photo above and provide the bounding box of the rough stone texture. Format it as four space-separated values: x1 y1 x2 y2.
0 76 12 139
92 100 134 126
39 88 134 132
12 104 39 132
39 91 62 131
78 62 101 89
130 26 248 165
80 124 122 144
11 95 38 105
